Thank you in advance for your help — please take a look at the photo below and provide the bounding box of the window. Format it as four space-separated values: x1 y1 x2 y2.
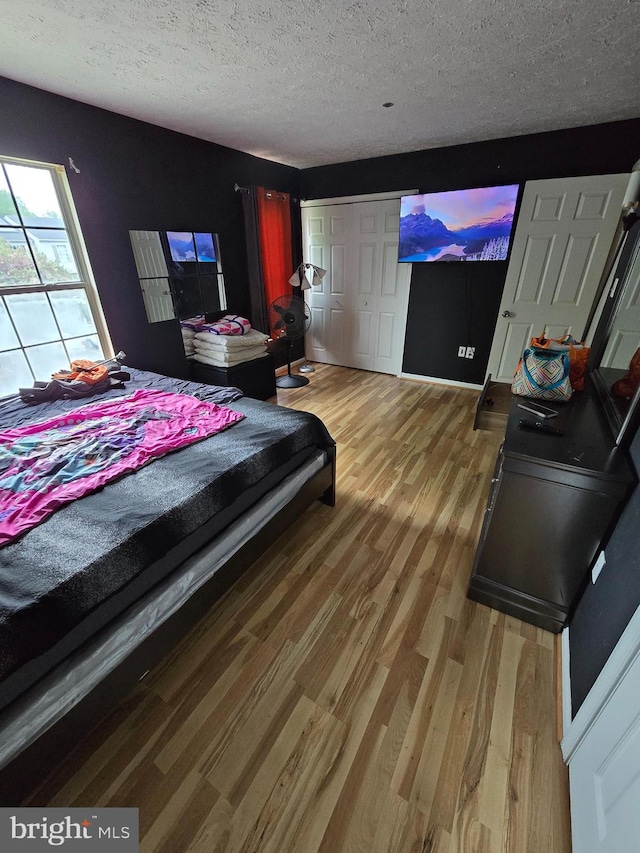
0 156 111 397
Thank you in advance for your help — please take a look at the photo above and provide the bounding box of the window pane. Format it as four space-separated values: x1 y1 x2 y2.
27 232 80 284
0 298 20 350
5 292 59 346
4 164 64 228
49 289 96 338
65 335 103 362
0 348 33 397
25 340 68 381
0 167 18 219
0 228 39 286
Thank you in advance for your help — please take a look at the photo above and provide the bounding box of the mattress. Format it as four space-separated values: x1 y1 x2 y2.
0 451 327 769
0 368 334 712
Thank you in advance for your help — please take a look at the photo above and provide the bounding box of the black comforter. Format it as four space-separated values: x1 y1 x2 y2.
0 368 334 709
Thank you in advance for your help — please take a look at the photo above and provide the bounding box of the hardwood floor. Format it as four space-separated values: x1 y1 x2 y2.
26 364 572 852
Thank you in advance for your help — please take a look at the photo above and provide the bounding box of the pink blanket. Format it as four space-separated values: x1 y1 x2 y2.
201 314 251 336
0 389 244 545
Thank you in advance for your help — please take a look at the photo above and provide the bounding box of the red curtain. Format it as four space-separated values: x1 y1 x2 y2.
256 188 293 330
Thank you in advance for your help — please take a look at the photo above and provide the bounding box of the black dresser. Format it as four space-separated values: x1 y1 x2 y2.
192 354 276 401
468 378 636 633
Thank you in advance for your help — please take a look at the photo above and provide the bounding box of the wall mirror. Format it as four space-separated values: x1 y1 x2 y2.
590 216 640 449
129 230 227 326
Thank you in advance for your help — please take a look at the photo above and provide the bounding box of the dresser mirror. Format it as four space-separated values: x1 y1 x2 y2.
589 216 640 449
129 230 227 325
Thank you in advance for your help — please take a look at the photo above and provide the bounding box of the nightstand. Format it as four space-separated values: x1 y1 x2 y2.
191 353 276 400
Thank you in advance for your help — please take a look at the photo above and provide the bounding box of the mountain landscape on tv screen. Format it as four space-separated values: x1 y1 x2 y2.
194 232 216 262
399 211 514 261
167 232 196 262
398 186 518 262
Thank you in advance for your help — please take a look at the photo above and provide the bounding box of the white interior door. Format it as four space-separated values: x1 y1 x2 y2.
486 174 629 383
302 197 411 375
565 610 640 852
602 232 640 369
129 230 174 322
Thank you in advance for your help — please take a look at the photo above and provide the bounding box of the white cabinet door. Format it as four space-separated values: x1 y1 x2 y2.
486 174 629 383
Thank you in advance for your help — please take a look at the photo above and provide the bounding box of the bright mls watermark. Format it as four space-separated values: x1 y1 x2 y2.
0 809 138 851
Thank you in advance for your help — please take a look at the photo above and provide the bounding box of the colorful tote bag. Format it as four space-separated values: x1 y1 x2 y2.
530 334 590 391
512 347 572 401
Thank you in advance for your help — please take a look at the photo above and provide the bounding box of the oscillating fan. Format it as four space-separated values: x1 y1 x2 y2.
269 295 312 388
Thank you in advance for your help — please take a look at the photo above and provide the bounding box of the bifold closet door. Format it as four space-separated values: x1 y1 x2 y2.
302 198 410 374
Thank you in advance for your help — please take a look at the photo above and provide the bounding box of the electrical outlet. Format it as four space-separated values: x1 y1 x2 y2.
458 346 466 357
465 346 475 359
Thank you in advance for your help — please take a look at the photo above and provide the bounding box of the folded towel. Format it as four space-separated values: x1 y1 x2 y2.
200 315 251 336
193 343 268 364
193 350 269 368
194 328 269 350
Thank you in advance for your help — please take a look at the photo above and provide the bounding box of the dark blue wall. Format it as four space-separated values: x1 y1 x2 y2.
302 122 640 383
0 76 301 379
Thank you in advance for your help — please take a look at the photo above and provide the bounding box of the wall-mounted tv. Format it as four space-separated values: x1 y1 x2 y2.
398 184 519 262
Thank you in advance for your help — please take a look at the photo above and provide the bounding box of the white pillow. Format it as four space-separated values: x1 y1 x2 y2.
194 328 269 349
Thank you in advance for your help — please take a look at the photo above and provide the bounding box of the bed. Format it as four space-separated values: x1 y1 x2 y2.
0 367 335 803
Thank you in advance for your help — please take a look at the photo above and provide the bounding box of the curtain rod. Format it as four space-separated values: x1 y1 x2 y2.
234 183 299 203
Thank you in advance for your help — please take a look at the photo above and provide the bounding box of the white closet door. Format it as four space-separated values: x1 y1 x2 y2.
302 204 349 367
302 198 410 375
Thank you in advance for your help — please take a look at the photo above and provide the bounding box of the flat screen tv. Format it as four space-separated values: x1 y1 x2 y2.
398 184 519 262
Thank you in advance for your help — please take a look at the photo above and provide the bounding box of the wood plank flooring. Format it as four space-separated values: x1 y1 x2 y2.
25 364 572 852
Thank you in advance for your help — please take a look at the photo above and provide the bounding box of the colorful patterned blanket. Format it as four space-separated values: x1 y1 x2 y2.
0 389 244 545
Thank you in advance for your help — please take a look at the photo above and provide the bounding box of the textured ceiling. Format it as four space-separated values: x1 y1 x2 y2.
0 0 638 168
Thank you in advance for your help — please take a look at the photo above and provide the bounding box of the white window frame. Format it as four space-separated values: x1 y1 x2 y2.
0 154 113 381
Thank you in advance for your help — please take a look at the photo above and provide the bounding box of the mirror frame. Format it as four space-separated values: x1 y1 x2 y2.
589 216 640 450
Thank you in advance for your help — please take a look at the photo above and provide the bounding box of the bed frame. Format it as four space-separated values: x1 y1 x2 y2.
0 449 335 805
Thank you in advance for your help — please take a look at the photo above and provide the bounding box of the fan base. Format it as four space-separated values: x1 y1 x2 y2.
276 374 310 389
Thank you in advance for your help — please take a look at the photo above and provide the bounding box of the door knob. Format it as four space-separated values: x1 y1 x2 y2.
502 310 512 318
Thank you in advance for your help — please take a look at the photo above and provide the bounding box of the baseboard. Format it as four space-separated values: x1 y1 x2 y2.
275 357 305 376
561 626 572 742
399 372 484 391
561 603 640 763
